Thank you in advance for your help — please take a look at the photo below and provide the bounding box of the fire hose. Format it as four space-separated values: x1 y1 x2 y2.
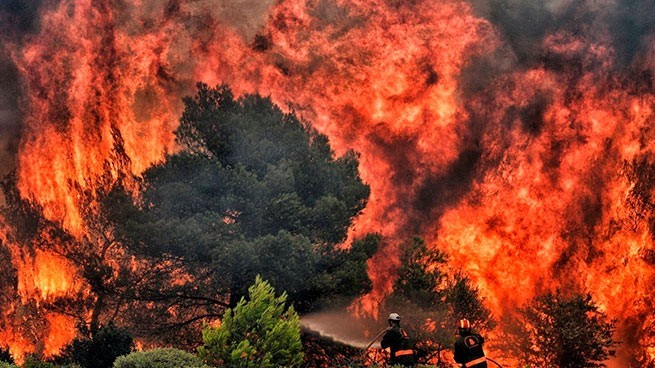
486 357 503 368
358 327 390 363
452 357 503 368
455 357 503 368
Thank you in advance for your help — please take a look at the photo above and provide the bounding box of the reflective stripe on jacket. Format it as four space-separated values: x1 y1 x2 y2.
393 349 414 357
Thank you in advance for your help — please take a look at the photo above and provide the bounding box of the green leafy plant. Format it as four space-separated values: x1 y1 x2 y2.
199 276 303 367
21 356 55 368
113 348 209 368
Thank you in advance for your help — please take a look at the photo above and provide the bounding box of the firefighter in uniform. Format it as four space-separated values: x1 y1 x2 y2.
454 319 487 368
381 313 416 367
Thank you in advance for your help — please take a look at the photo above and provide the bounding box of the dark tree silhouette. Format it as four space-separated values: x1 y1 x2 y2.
500 290 617 368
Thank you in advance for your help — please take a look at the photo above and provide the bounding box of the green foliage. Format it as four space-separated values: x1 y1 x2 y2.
107 83 372 314
113 348 209 368
199 276 303 368
0 362 18 368
500 290 617 368
21 356 55 368
307 233 379 307
58 323 133 368
395 237 448 307
171 83 368 244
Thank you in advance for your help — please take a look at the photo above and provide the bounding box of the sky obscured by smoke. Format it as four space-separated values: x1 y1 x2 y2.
0 0 276 177
468 0 655 67
3 0 655 177
0 0 43 176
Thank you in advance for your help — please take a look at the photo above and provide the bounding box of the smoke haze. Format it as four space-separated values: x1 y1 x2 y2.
2 0 655 365
0 0 43 176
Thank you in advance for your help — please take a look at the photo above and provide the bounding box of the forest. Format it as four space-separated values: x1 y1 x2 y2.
0 84 617 368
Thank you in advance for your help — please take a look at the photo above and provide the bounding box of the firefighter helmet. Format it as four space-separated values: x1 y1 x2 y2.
458 318 471 330
388 313 401 322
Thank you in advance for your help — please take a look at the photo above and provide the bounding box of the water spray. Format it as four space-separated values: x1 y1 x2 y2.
300 310 382 348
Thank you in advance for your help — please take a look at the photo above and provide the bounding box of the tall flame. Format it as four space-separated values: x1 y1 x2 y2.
2 0 655 365
14 0 179 236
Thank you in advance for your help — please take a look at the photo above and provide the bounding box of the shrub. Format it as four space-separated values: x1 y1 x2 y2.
500 291 616 367
21 356 55 368
113 348 209 368
58 323 133 368
199 276 303 367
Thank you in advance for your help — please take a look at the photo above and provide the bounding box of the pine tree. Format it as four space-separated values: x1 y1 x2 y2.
199 276 303 367
501 291 617 368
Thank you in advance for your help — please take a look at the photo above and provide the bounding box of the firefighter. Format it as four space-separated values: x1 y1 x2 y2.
454 319 487 368
380 313 416 367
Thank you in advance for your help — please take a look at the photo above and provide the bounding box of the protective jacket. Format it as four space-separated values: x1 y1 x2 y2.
381 325 416 366
454 332 487 368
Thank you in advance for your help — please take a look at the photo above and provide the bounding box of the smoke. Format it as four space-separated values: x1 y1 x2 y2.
476 0 655 69
606 0 655 67
468 0 559 65
191 0 275 39
0 57 20 177
0 0 44 178
0 0 43 35
3 0 655 364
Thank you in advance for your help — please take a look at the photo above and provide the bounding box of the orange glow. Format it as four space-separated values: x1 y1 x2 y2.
14 0 178 236
43 314 78 357
14 249 82 303
4 0 655 364
0 328 32 365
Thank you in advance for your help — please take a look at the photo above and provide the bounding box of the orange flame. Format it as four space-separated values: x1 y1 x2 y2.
14 0 179 236
43 313 77 358
14 249 82 303
4 0 655 365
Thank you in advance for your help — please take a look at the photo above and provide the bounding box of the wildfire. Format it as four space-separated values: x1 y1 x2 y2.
13 0 179 236
2 0 655 365
43 314 77 358
15 249 81 302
